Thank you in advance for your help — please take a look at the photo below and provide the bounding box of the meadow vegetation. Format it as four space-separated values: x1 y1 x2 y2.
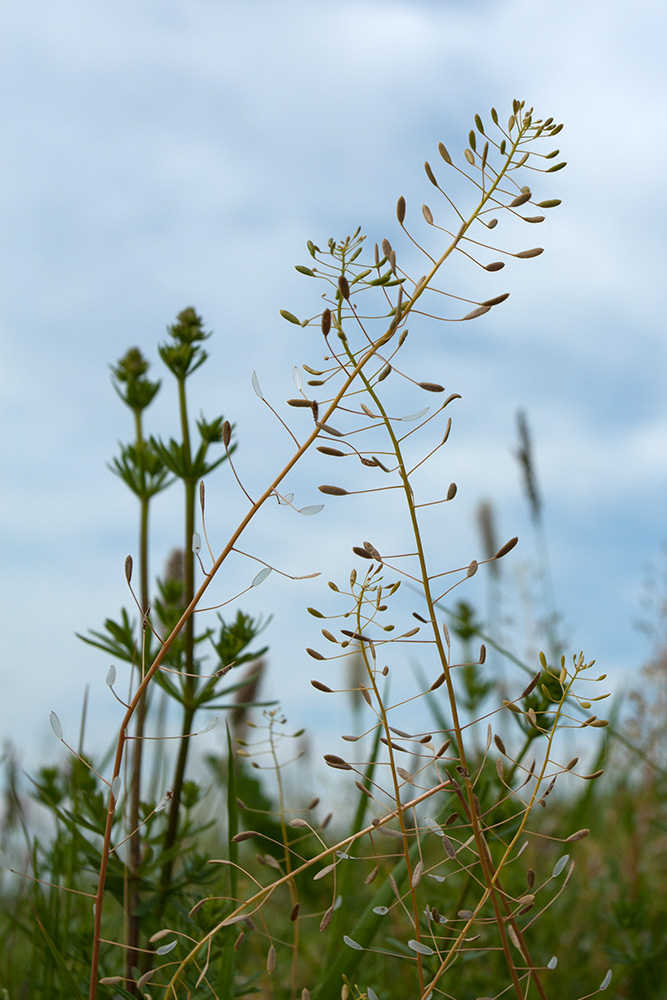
1 100 666 1000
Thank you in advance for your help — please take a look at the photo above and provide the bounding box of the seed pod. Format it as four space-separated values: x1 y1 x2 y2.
475 113 484 133
323 754 352 770
484 261 505 271
491 106 498 124
317 422 343 436
321 308 331 335
222 420 232 446
537 199 562 208
306 648 325 660
311 680 332 692
520 671 541 698
464 148 475 165
396 196 406 223
318 485 348 496
418 381 445 392
482 293 510 307
446 482 457 500
510 191 532 207
363 541 382 561
494 536 518 559
515 247 544 258
494 734 507 755
280 309 300 325
338 275 350 300
424 161 438 186
317 446 345 457
353 546 373 559
422 204 434 224
125 555 133 583
566 828 590 842
287 398 313 407
462 305 491 321
438 142 452 164
377 363 392 382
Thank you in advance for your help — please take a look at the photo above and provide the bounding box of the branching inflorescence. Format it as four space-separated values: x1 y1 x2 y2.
39 101 615 1000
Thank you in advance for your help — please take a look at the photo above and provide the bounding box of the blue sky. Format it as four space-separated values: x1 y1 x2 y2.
1 0 666 772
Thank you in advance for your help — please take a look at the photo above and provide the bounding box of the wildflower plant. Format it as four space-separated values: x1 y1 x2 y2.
2 101 616 1000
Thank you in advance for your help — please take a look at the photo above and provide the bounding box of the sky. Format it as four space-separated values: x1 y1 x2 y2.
1 0 666 783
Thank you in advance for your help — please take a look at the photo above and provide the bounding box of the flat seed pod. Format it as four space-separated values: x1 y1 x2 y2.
318 485 348 496
422 204 434 224
324 755 352 770
424 161 438 186
482 293 510 307
396 196 406 223
515 247 544 258
494 536 518 559
484 261 505 271
463 305 491 321
438 142 452 164
251 370 264 398
353 546 373 559
280 309 300 325
418 381 445 392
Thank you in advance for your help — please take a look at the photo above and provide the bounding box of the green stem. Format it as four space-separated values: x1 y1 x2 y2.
159 377 197 904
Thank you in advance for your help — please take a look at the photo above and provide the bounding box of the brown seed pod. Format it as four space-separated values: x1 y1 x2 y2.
396 196 406 223
318 485 348 496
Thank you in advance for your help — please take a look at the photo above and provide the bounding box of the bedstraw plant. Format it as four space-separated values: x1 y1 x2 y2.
1 100 617 1000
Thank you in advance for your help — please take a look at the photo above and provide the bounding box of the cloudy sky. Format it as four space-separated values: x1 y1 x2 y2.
1 0 666 777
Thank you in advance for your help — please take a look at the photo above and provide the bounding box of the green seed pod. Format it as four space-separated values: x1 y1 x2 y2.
424 161 438 186
438 142 452 164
